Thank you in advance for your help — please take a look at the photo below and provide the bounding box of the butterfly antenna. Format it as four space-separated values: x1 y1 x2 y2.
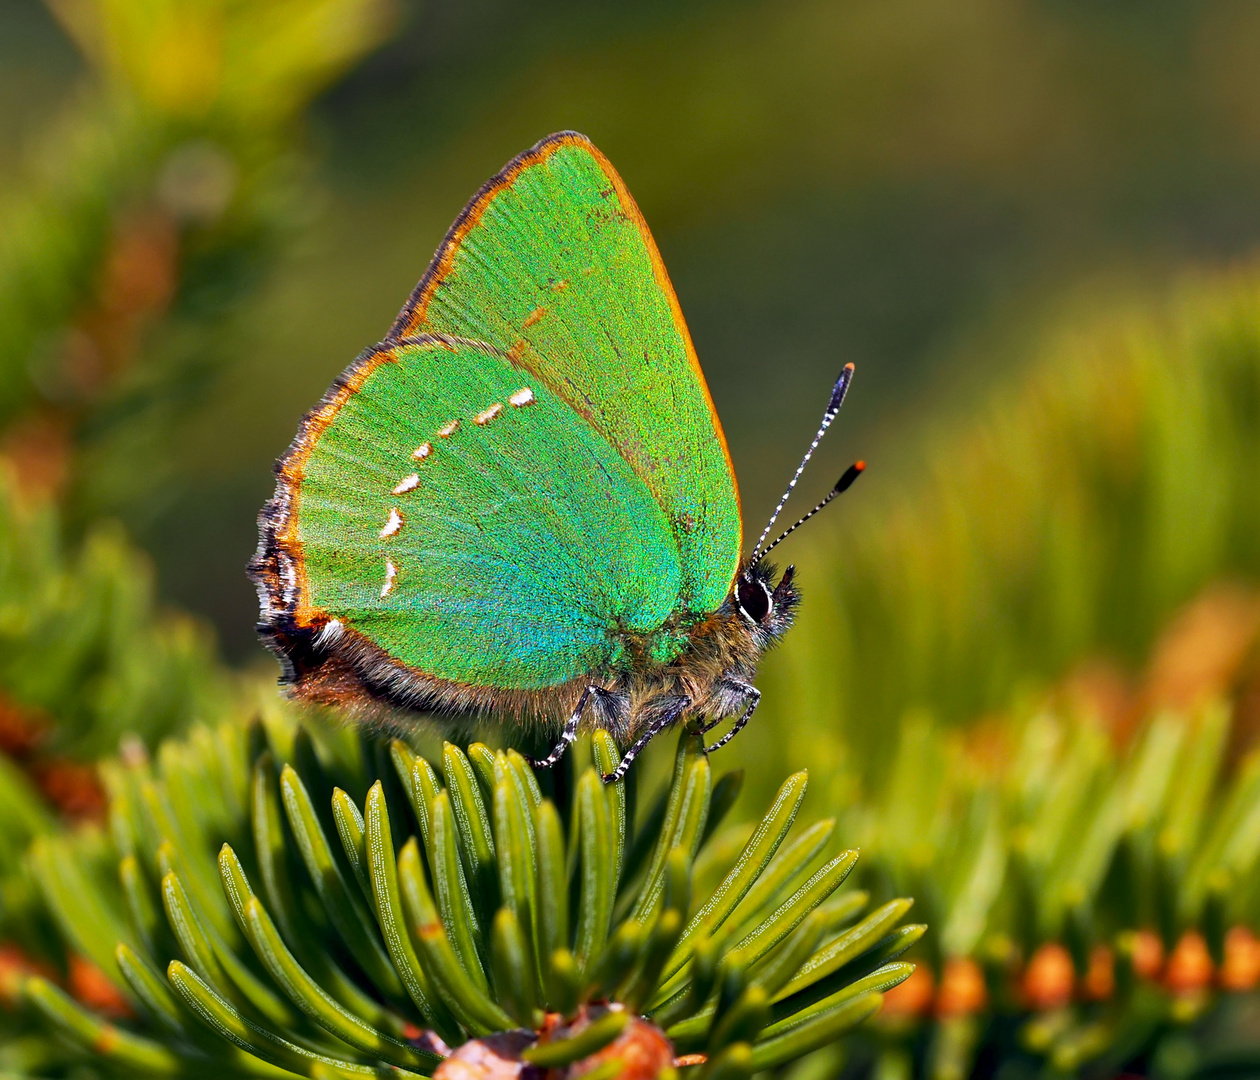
750 363 856 559
761 461 865 557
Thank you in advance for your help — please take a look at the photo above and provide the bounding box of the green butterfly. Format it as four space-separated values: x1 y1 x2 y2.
250 132 861 780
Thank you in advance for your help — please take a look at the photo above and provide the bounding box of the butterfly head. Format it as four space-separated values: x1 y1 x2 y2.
732 559 799 642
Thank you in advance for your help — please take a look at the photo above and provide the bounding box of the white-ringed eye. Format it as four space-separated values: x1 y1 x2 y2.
736 577 773 623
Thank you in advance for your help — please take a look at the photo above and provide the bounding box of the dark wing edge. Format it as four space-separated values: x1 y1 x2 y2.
389 131 589 341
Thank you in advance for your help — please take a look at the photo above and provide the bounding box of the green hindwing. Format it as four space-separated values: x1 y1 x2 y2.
394 132 743 614
290 336 683 690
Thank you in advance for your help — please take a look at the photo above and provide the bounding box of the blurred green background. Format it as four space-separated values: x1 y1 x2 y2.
6 0 1260 664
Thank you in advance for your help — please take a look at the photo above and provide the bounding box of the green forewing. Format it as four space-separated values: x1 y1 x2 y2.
297 337 684 689
394 134 741 614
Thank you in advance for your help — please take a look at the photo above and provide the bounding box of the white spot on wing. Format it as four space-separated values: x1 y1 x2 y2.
474 402 504 426
509 387 535 407
393 474 419 495
380 507 404 538
314 619 344 647
412 442 432 459
437 421 459 438
381 559 397 598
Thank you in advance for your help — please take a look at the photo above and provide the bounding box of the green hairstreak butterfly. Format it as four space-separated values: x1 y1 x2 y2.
250 132 862 780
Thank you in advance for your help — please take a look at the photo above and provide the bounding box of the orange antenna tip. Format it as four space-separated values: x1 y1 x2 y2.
834 461 865 494
760 457 868 557
751 366 858 558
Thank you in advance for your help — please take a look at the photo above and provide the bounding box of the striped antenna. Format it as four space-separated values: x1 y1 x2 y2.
760 461 865 557
750 364 856 559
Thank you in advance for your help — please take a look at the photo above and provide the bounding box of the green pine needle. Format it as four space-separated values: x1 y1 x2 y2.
14 715 912 1078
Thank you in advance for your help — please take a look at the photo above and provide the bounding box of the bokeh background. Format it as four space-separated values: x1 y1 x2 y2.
5 1 1260 1077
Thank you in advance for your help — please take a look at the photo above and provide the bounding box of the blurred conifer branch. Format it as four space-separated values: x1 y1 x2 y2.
0 465 226 771
825 687 1260 1078
0 0 396 511
771 273 1260 775
44 0 396 128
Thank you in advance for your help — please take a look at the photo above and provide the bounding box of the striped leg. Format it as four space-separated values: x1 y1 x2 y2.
603 696 691 784
530 686 602 770
704 684 761 754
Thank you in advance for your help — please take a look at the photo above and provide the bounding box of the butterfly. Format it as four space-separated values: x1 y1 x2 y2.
249 132 862 781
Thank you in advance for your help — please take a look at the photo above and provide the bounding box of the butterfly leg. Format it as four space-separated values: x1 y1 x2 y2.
703 682 761 753
603 696 691 784
530 685 611 771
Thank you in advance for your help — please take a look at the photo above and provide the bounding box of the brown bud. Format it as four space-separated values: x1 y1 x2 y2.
1221 926 1260 991
432 1008 674 1080
936 958 987 1018
67 955 132 1019
1165 931 1213 995
880 964 934 1019
1022 943 1074 1011
1130 930 1165 980
1082 944 1115 1001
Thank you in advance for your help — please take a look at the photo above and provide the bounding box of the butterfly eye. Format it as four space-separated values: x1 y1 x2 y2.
736 577 773 623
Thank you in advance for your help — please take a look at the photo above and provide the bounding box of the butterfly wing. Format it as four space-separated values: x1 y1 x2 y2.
255 335 684 692
392 132 742 615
